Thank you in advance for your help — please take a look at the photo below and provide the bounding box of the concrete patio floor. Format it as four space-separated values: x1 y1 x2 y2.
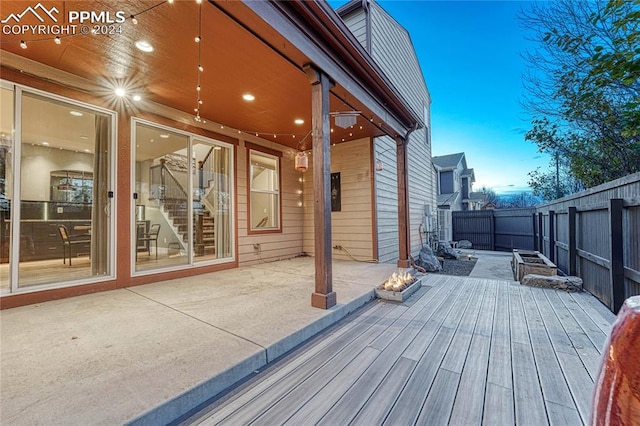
0 257 400 425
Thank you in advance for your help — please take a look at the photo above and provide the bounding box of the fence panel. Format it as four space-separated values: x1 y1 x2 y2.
494 208 535 251
536 172 640 312
451 210 494 250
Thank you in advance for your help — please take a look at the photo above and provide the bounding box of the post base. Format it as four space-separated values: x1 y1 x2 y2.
311 292 337 309
397 259 410 268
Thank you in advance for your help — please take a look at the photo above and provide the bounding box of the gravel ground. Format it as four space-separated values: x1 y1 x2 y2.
434 257 477 276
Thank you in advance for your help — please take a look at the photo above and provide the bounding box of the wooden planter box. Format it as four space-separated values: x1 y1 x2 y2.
375 276 423 302
513 250 557 282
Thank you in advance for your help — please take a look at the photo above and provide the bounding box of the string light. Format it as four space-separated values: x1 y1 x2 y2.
20 40 27 49
194 1 203 122
54 37 61 45
131 15 138 24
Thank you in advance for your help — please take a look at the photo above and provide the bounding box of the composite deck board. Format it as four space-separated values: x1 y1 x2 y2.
199 302 396 424
286 283 449 425
544 289 602 380
483 382 515 425
316 277 459 425
191 275 615 426
520 287 580 419
568 291 616 335
509 285 549 426
486 279 512 390
448 280 497 425
214 303 405 425
382 279 480 425
346 356 417 426
277 347 381 425
439 279 487 374
555 290 609 353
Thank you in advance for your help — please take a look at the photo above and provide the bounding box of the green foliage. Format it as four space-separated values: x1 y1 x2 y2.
521 0 640 195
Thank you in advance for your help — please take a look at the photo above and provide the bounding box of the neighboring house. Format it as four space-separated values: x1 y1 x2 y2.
0 0 433 309
336 0 437 259
433 152 478 211
433 152 479 242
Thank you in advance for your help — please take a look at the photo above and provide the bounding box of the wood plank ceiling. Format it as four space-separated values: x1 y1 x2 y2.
0 0 386 150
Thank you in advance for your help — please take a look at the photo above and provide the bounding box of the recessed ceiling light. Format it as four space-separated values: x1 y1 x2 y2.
133 94 142 102
294 119 304 125
242 94 255 101
159 134 170 139
115 88 126 97
69 111 83 117
135 40 154 52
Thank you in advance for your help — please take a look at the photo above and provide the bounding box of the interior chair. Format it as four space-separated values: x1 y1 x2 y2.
57 224 90 266
137 223 160 260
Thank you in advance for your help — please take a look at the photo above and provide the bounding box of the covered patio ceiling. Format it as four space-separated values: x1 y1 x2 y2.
0 0 416 151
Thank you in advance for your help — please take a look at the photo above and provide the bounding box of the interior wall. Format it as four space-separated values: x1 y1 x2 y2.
302 138 374 261
20 144 92 201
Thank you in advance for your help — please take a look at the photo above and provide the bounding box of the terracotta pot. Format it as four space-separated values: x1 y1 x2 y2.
591 296 640 425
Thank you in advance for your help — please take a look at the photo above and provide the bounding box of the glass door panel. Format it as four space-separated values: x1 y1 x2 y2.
134 122 189 272
193 140 232 261
18 92 112 288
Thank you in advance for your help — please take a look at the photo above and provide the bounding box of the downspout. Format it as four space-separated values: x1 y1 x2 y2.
362 0 371 53
397 121 419 268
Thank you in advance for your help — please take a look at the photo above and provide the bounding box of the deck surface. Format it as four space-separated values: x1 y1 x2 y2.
187 275 616 426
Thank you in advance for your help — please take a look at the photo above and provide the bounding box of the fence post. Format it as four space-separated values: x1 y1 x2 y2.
490 211 495 251
568 206 577 276
610 198 625 313
549 210 555 264
538 212 544 255
532 213 538 251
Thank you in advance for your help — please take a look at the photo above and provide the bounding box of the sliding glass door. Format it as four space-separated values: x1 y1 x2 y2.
133 120 233 274
0 84 115 293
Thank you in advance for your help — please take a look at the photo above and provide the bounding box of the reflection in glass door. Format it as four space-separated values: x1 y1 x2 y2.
15 90 113 289
134 121 190 272
193 140 232 261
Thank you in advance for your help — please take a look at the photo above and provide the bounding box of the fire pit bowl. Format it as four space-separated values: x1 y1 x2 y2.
375 272 423 302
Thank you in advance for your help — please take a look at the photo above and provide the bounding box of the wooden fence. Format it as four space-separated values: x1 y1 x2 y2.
535 172 640 313
450 172 639 312
452 208 536 251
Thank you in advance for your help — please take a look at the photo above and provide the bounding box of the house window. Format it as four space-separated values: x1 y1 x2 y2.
249 150 280 232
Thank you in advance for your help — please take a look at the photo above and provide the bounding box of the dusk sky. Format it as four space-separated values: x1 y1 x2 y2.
330 0 551 195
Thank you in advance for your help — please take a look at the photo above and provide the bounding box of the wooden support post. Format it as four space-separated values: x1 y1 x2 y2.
538 212 544 255
304 64 336 310
395 136 410 268
609 198 625 313
568 206 577 276
548 210 555 264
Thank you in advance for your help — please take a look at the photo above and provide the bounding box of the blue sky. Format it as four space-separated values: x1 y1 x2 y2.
329 0 551 195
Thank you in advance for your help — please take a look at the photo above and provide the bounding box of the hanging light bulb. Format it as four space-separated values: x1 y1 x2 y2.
198 64 204 72
54 36 61 45
131 15 138 24
20 40 27 49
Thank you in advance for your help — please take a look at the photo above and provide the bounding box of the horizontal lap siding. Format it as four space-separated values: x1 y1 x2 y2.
303 138 374 262
238 141 304 266
374 136 400 262
340 9 367 48
369 4 436 261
